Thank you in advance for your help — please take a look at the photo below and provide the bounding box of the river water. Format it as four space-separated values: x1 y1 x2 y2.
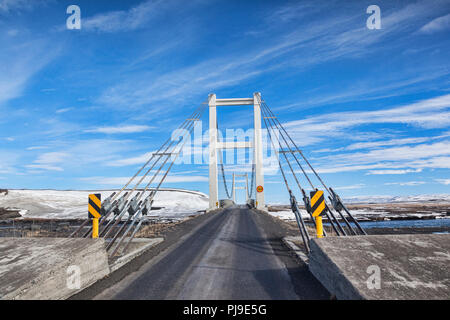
323 217 450 232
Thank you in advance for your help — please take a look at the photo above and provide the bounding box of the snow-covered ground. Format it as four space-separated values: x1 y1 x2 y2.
268 207 448 222
1 189 448 221
268 209 390 221
0 189 209 220
343 194 450 204
269 194 450 221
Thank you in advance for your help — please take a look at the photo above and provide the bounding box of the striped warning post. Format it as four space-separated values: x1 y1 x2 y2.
88 193 102 219
310 190 325 217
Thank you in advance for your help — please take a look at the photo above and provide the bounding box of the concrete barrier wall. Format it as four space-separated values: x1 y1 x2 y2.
0 238 110 300
309 234 450 300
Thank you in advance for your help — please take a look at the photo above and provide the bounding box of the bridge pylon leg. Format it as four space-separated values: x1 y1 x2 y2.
254 92 265 210
208 94 219 210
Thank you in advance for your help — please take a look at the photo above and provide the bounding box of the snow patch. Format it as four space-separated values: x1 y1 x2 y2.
0 189 209 219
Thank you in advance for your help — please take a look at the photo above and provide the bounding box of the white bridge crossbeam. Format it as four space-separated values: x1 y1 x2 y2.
208 93 265 211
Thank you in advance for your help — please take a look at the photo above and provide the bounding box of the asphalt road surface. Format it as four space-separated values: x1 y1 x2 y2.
93 207 329 300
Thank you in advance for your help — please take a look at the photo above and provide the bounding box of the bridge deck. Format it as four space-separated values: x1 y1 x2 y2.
93 207 329 299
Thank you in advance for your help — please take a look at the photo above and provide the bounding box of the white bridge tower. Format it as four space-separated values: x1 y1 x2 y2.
208 93 265 211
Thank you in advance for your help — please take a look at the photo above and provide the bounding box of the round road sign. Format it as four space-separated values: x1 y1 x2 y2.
256 185 264 193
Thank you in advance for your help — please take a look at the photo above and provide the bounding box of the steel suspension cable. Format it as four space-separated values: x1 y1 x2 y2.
135 104 208 203
122 103 207 202
115 112 208 253
259 98 364 235
259 101 347 235
260 100 331 194
111 101 207 202
259 97 350 235
97 102 208 240
108 104 210 254
260 103 330 236
260 102 311 250
259 100 349 236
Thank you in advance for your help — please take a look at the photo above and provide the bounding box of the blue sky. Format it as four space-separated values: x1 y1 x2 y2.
0 0 449 203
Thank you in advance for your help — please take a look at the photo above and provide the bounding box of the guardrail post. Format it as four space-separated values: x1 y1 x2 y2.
92 218 99 238
311 190 325 239
88 193 102 239
315 216 323 238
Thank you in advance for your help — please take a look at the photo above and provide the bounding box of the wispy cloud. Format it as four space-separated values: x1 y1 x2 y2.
343 136 448 151
366 169 423 175
25 152 69 172
26 146 48 151
334 183 366 190
435 178 450 185
85 125 153 134
385 181 426 186
0 0 46 13
81 174 208 186
323 141 450 164
95 0 450 119
55 107 72 114
419 13 450 34
106 152 154 167
0 151 19 174
25 164 63 172
25 139 136 173
82 0 165 33
284 94 450 146
0 37 60 105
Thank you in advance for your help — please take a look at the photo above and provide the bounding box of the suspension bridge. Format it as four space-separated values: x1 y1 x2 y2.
3 93 449 301
70 92 367 258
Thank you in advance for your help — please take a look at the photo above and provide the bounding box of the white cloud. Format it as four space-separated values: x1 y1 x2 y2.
85 125 153 134
333 183 365 190
326 141 450 165
0 151 19 174
81 174 208 185
366 169 423 175
419 13 450 34
0 38 60 105
435 179 450 185
25 152 69 171
55 108 72 114
0 0 40 12
310 141 450 175
83 0 164 33
283 94 450 146
343 136 447 151
106 152 154 167
33 152 69 164
24 139 135 173
25 164 63 171
26 146 48 150
384 181 426 186
96 1 450 116
6 29 19 36
312 156 450 174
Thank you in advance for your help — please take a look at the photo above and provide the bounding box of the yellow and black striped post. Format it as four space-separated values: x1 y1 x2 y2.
310 190 325 238
88 194 101 239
